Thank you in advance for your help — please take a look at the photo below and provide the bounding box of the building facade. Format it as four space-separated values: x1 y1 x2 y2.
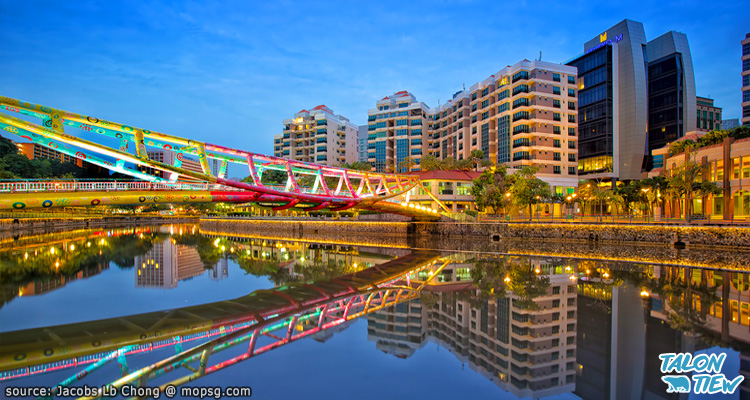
466 60 578 193
651 136 750 219
407 170 480 212
742 33 750 126
357 125 368 163
567 19 696 181
139 150 204 180
274 105 358 166
696 96 722 132
366 91 430 172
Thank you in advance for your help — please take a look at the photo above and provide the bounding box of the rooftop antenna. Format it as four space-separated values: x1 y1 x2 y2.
539 51 542 61
463 83 466 91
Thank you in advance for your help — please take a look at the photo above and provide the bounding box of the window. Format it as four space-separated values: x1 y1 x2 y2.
554 165 561 174
553 86 561 95
568 114 576 123
410 119 422 126
471 92 477 101
482 111 489 120
568 140 576 149
553 299 560 308
481 99 489 108
568 298 575 306
744 58 750 72
568 88 576 97
553 139 561 148
568 127 576 136
498 89 509 100
552 312 560 321
553 152 561 161
568 154 576 162
553 286 560 294
744 90 750 103
396 119 408 126
744 74 750 87
553 112 561 121
553 73 561 82
553 126 561 135
568 101 576 110
567 310 575 318
568 75 576 84
553 99 561 108
498 102 509 113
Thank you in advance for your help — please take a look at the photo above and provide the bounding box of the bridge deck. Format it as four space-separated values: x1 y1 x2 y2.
0 250 440 371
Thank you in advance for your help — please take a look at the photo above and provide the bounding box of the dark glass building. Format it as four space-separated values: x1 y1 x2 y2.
567 20 695 181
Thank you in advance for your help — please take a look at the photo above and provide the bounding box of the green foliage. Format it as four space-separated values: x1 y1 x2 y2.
470 166 510 214
668 126 750 155
397 156 416 172
342 161 372 171
0 135 105 179
508 165 551 220
464 210 478 218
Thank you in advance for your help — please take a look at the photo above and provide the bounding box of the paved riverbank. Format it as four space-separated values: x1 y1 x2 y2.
200 217 750 248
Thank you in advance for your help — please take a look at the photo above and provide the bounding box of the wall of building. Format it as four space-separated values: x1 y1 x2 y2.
274 105 358 166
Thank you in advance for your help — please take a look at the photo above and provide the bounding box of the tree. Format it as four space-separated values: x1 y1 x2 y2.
342 161 372 171
470 166 510 214
508 165 551 221
397 157 415 172
666 159 720 217
419 154 442 171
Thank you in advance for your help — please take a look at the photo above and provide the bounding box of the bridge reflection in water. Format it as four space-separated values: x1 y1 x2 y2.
2 227 750 399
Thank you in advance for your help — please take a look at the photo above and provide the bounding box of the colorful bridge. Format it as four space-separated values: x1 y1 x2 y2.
0 250 447 397
0 96 448 220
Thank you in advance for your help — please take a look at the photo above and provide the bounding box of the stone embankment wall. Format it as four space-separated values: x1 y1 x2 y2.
200 218 750 248
410 222 750 248
0 216 199 233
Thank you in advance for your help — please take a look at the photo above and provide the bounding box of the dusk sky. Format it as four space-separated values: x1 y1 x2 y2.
2 0 748 162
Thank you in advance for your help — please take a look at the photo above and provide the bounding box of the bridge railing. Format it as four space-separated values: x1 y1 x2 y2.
0 180 244 193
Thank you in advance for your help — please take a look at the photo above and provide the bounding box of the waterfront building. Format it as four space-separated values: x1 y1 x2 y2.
138 149 204 180
407 170 480 213
274 105 358 166
427 90 471 162
467 60 578 194
366 91 430 172
368 60 578 195
567 20 696 180
743 33 750 125
651 135 750 219
696 96 722 132
16 141 83 166
357 125 368 163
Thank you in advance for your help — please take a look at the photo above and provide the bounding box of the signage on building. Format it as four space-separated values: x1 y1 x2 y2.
586 33 624 54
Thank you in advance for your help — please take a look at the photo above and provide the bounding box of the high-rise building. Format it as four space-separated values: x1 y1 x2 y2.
428 90 471 162
567 19 696 181
274 105 358 166
367 60 578 195
696 96 722 132
646 31 697 154
366 91 430 172
357 125 368 163
467 60 579 195
742 33 750 125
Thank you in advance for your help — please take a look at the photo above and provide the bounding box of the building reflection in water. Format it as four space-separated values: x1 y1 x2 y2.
135 240 227 288
368 257 578 399
368 258 750 400
18 263 109 297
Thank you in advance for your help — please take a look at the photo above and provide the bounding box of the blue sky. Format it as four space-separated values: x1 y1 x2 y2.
1 0 748 161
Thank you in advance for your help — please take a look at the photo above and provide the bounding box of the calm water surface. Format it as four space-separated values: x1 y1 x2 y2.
0 224 748 400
